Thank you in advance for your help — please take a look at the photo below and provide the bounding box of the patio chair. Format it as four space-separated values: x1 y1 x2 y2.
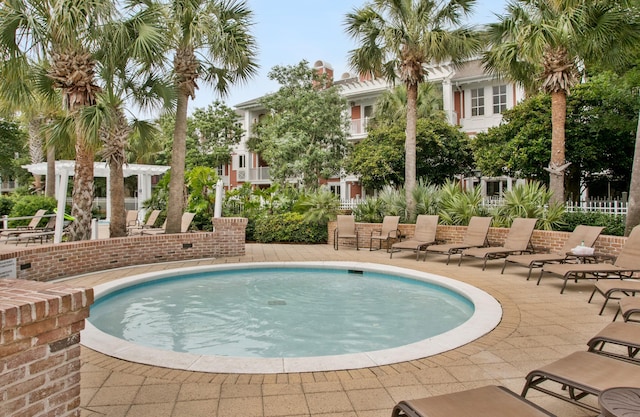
521 351 640 413
333 215 359 250
127 209 161 234
0 209 48 237
141 212 195 235
392 385 556 417
614 296 640 323
369 215 400 252
125 210 139 228
537 225 640 294
501 225 603 279
458 218 537 270
423 216 492 264
390 215 439 260
6 216 60 245
588 279 640 315
587 321 640 363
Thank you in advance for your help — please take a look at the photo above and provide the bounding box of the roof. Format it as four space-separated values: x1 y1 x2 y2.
22 161 170 177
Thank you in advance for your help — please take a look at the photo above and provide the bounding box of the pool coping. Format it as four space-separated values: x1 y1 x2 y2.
81 261 502 374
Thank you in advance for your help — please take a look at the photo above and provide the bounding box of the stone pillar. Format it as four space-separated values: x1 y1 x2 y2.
0 279 93 417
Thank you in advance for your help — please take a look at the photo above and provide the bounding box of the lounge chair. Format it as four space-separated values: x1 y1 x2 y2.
6 216 58 245
587 321 640 363
614 296 640 323
369 215 400 252
333 215 359 250
537 225 640 294
458 218 537 270
128 209 161 234
521 351 640 413
588 279 640 315
501 225 603 279
141 212 195 235
392 385 556 417
0 209 48 238
390 215 439 260
424 216 492 264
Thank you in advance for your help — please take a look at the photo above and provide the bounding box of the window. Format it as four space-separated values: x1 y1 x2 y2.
238 155 246 169
471 88 484 116
217 165 224 176
329 185 341 196
493 85 507 114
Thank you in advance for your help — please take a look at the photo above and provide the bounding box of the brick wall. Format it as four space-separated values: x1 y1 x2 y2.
328 221 627 257
0 279 93 417
0 217 247 282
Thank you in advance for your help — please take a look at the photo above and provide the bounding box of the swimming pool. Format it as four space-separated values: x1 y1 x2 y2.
82 262 502 373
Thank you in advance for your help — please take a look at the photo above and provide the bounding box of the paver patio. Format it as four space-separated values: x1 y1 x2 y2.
37 241 615 417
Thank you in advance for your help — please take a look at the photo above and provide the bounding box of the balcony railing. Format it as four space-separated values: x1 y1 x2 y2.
249 167 270 181
349 117 372 137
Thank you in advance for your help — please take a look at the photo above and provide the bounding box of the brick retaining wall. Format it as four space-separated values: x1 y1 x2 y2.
328 221 627 257
0 217 248 282
0 279 93 417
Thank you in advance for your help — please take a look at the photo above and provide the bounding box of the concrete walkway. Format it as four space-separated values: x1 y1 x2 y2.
50 242 619 417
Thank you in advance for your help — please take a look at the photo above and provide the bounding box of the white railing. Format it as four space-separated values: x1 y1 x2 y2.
249 167 270 181
342 196 628 215
565 199 628 215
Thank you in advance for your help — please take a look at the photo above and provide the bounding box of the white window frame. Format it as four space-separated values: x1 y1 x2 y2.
471 88 485 116
493 85 507 114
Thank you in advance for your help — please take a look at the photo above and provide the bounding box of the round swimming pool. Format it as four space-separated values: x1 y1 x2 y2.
82 262 502 373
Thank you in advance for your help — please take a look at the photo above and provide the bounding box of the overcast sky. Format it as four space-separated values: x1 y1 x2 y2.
191 0 509 111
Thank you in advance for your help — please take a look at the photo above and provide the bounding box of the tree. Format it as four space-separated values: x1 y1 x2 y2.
95 3 171 238
0 119 27 182
248 61 351 189
345 0 482 217
185 102 244 169
349 118 473 191
472 72 638 198
0 0 117 241
482 0 640 204
163 0 258 234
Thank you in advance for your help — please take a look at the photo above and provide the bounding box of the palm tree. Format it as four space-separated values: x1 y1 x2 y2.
345 0 482 219
483 0 640 204
0 0 117 241
95 2 172 238
163 0 258 234
372 83 445 128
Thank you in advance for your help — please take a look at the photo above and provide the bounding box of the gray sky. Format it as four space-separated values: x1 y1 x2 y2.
194 0 509 110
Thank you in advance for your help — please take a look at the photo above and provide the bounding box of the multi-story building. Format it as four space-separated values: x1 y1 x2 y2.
227 59 525 201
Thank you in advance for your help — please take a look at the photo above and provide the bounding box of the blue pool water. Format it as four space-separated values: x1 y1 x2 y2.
89 267 474 358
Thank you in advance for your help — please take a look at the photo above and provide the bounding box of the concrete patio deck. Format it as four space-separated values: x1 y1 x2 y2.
39 241 619 417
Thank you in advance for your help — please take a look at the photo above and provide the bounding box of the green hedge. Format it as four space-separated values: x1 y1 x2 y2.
253 212 327 243
558 212 625 236
8 195 57 227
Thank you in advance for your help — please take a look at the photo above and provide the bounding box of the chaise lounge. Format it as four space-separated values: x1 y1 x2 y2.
588 278 640 315
537 225 640 294
458 217 537 270
423 216 492 264
501 225 603 279
390 215 438 260
521 350 640 413
391 385 556 417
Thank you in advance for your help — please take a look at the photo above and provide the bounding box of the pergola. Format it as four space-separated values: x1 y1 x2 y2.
23 161 169 241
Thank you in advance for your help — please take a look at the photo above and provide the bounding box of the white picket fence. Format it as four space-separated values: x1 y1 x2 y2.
340 197 628 215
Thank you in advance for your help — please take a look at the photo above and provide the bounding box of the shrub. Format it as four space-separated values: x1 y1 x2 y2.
8 195 57 227
558 212 625 236
254 212 327 243
0 196 14 216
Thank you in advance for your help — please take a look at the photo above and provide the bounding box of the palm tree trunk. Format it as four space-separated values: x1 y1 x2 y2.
625 113 640 236
28 120 44 193
46 145 56 198
549 90 566 204
68 139 95 241
166 91 189 234
109 159 126 237
405 82 418 220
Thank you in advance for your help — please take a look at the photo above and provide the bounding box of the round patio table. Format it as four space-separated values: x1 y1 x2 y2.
598 387 640 417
